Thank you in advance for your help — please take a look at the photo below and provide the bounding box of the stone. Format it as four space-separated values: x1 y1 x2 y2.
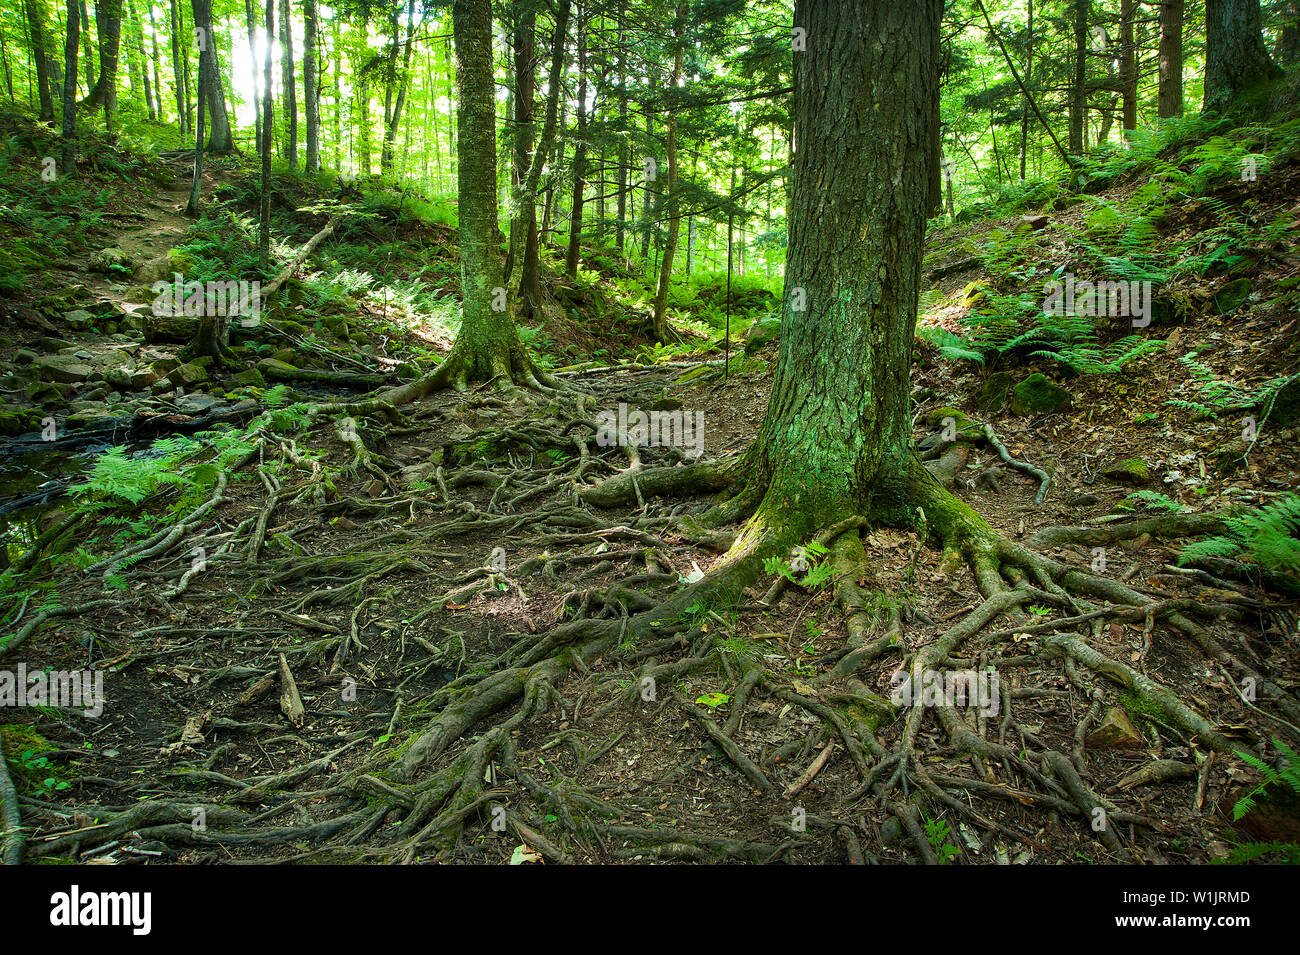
33 354 94 383
88 247 135 275
1010 373 1071 415
1213 277 1252 315
232 368 266 388
169 361 209 387
742 317 781 354
1267 375 1300 427
14 349 38 365
1085 707 1143 749
175 393 224 415
976 371 1016 413
105 366 134 388
63 309 97 331
1101 457 1152 486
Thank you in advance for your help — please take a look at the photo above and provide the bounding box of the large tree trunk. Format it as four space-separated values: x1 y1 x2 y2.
1069 0 1088 156
651 4 685 342
25 0 56 121
169 0 186 132
406 0 546 392
60 0 78 172
1158 0 1184 117
1278 1 1300 65
564 12 589 277
303 0 320 172
1119 0 1137 137
1019 0 1033 179
505 0 570 315
743 0 943 539
1204 0 1283 114
190 0 232 152
84 0 122 132
279 0 297 167
510 3 539 318
259 0 273 270
381 0 418 175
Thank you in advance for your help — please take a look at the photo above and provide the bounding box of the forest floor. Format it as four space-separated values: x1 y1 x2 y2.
1 115 1299 865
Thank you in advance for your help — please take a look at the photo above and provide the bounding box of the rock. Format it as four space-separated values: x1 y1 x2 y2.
1267 375 1300 427
63 308 97 331
88 247 134 275
106 366 134 388
270 348 299 365
1085 707 1144 748
1213 277 1252 315
33 354 94 383
170 361 209 387
742 317 781 354
130 367 158 388
1010 373 1071 415
1018 213 1050 230
258 357 301 376
14 349 38 364
976 371 1016 413
232 368 266 388
38 336 75 353
175 393 224 415
151 357 180 376
880 817 904 847
0 411 30 436
1101 457 1152 486
648 395 683 412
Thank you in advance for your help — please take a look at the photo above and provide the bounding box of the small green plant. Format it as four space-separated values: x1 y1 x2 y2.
763 541 832 589
923 815 961 863
1125 490 1186 513
1180 494 1300 579
1232 739 1300 821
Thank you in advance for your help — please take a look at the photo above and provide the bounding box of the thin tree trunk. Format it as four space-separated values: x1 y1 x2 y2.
303 0 319 171
61 0 78 173
1069 0 1087 156
565 12 590 276
1158 0 1184 117
259 0 273 269
185 21 204 216
170 0 186 131
25 0 56 120
651 4 685 341
279 0 297 167
190 0 231 152
1119 0 1137 137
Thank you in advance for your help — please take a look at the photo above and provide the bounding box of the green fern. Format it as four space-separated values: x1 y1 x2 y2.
1180 495 1300 578
1233 739 1300 821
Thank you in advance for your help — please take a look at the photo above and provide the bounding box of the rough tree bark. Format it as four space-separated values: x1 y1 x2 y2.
25 0 56 121
650 3 685 342
1203 0 1283 114
279 0 297 168
564 9 589 277
190 0 232 153
259 0 273 270
303 0 320 172
391 0 549 394
1069 0 1088 156
83 0 122 132
60 0 78 173
1119 0 1137 137
1158 0 1184 117
505 0 571 316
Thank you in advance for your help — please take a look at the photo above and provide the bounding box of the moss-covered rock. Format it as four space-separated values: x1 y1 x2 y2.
1213 277 1252 315
976 371 1015 413
1101 457 1152 486
232 368 266 388
1010 373 1071 415
1267 375 1300 426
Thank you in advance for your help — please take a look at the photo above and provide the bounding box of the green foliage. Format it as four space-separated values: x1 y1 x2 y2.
1125 490 1186 513
1180 495 1300 578
763 540 832 589
1232 739 1300 821
922 815 961 864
